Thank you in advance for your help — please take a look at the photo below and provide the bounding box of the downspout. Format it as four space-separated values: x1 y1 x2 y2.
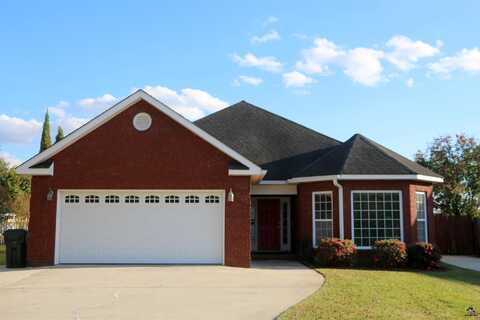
333 177 344 239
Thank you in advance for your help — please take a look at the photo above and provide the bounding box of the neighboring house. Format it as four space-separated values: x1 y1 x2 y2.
16 90 443 267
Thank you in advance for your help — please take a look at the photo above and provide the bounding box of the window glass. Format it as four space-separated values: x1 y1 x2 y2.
85 195 99 203
165 195 179 203
352 191 402 247
65 195 79 203
416 192 428 242
185 195 199 204
313 192 333 246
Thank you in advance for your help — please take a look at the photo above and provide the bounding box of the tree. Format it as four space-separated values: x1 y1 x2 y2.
55 126 64 143
0 157 31 217
40 110 52 152
416 134 480 217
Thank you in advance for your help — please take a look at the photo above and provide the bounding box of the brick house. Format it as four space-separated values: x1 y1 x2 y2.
16 90 442 267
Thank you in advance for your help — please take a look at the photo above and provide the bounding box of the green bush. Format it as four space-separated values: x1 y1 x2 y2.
407 242 442 269
373 239 407 268
314 238 357 267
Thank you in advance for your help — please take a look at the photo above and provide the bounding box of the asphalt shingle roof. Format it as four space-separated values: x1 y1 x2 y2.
195 101 441 180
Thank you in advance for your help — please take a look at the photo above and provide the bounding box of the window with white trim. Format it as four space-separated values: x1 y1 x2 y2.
313 192 333 246
352 191 402 248
185 195 199 204
165 195 179 203
416 192 428 242
145 195 160 203
65 195 80 203
85 195 99 203
105 195 120 203
205 195 220 203
125 195 139 203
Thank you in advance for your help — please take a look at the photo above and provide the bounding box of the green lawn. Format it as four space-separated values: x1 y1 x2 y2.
0 244 5 265
281 264 480 320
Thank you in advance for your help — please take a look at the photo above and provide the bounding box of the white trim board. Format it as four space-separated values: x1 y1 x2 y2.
288 174 443 184
17 90 263 177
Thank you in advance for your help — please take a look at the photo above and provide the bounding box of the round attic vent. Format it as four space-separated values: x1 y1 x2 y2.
133 112 152 131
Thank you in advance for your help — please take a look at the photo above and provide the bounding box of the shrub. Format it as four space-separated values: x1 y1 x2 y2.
407 242 442 269
373 240 407 268
314 238 357 267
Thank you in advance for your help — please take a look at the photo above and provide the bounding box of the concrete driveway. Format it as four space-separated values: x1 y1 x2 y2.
442 255 480 272
0 261 323 320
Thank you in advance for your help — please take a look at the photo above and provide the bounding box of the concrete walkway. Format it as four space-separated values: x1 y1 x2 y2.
0 261 323 320
442 255 480 272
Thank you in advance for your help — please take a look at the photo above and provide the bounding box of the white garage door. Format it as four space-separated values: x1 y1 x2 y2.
55 190 224 264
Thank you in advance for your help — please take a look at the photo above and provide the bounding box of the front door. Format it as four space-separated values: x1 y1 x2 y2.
257 199 281 251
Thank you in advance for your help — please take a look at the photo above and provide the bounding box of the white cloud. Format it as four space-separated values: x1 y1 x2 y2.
0 114 41 144
235 75 263 86
296 37 344 74
59 116 89 133
0 151 22 167
78 94 118 110
385 35 440 71
429 48 480 75
251 30 280 44
295 38 385 86
283 71 315 88
343 48 384 86
232 53 283 73
142 85 229 120
406 78 414 87
263 16 278 26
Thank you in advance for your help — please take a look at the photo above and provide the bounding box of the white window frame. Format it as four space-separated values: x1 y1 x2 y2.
351 190 404 250
415 192 428 242
312 191 334 248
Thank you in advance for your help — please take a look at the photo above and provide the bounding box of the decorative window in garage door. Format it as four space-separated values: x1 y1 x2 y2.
85 195 100 203
145 195 160 203
205 195 220 203
165 195 179 203
65 195 80 203
185 195 200 203
125 195 140 203
105 195 120 203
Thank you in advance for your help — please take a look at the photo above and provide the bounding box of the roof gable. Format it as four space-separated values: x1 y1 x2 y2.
16 90 263 176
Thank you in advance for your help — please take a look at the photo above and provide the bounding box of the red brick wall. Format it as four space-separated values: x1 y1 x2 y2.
27 100 251 267
295 180 435 250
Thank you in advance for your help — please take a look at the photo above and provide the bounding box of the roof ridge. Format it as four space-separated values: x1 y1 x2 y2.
337 134 358 174
355 134 416 174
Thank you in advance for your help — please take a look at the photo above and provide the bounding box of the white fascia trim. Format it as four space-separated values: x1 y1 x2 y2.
288 174 443 183
15 162 54 176
17 90 262 176
228 169 266 176
258 180 290 185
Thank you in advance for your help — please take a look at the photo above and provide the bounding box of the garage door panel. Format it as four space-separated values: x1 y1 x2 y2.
57 191 224 264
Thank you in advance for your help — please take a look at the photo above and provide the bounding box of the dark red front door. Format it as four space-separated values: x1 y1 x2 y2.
257 199 281 251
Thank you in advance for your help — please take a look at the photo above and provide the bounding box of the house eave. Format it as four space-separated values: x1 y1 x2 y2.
287 174 444 184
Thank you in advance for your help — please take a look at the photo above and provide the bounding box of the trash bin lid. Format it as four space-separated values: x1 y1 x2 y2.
3 229 27 242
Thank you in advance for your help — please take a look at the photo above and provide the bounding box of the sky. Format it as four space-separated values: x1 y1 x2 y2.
1 1 479 167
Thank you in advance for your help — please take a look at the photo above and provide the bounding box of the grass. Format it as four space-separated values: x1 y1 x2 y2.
280 264 480 320
0 244 5 265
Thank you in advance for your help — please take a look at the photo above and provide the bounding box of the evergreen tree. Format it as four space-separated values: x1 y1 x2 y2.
55 126 65 143
40 110 52 152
